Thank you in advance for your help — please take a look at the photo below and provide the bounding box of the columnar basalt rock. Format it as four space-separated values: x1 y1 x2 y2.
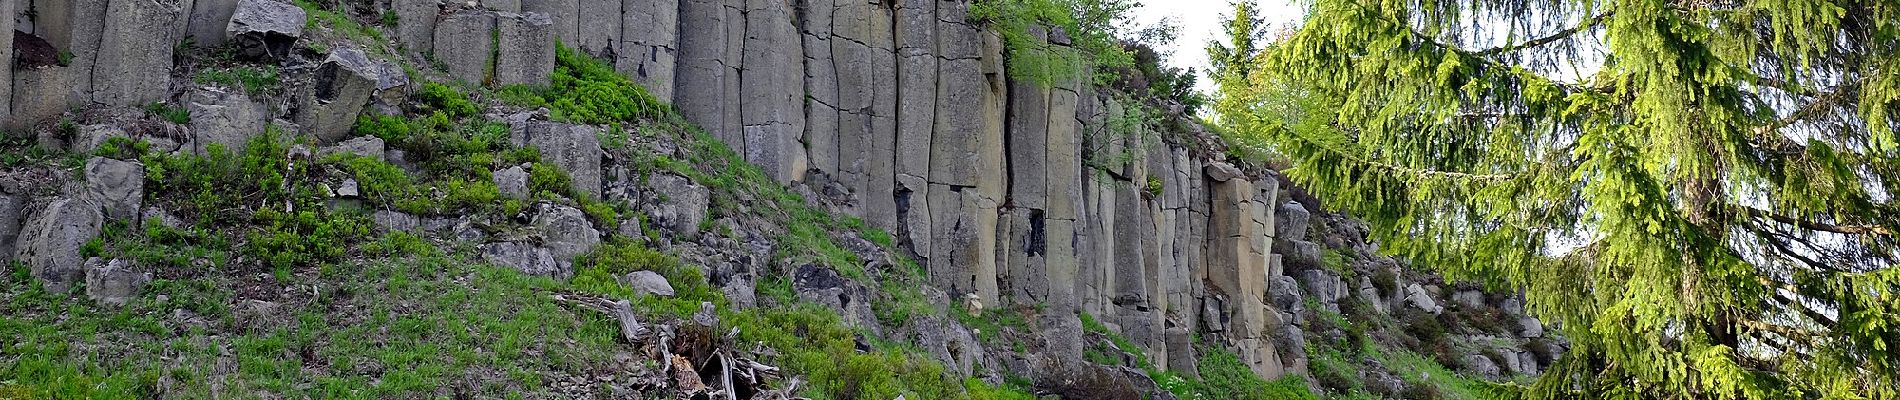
395 0 439 52
433 10 497 83
619 0 680 102
495 11 555 86
0 0 13 128
227 0 307 61
188 87 270 154
94 0 184 106
739 0 807 184
522 0 578 46
304 48 385 143
515 120 605 197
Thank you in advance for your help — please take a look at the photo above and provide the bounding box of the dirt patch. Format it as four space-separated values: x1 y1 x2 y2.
13 31 60 69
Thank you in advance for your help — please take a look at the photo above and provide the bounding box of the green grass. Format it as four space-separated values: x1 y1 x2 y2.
194 65 282 95
143 102 191 124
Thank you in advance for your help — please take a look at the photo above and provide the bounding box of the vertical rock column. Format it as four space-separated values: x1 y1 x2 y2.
925 0 1005 305
739 0 807 183
675 0 738 150
495 12 556 86
522 0 578 47
801 0 840 180
433 10 497 84
396 0 440 54
619 0 679 102
892 0 936 262
1206 162 1286 379
94 0 185 106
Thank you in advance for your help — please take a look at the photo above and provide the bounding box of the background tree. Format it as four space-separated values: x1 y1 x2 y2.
1230 0 1900 398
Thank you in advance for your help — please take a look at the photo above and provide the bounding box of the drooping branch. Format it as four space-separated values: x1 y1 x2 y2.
1476 12 1614 56
1740 204 1894 236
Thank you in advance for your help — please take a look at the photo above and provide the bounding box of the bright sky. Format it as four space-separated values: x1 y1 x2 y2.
1132 0 1307 94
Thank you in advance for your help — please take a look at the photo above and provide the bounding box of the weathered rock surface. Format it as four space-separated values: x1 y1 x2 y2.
480 241 562 276
226 0 306 60
84 157 144 221
189 88 271 155
84 258 151 306
94 0 183 106
495 165 531 200
433 10 498 84
644 173 710 240
16 198 104 293
306 48 386 143
495 11 555 86
618 270 676 297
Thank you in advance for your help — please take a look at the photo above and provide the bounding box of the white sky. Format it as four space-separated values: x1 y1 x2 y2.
1132 0 1307 94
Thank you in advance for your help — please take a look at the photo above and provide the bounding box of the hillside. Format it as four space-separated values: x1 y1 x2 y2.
0 0 1560 398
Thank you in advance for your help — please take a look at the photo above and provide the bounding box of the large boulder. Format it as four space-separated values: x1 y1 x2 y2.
84 258 151 306
1518 316 1545 338
531 203 600 267
1404 283 1443 314
303 48 383 143
1461 354 1501 380
84 157 144 221
480 241 561 276
515 120 603 197
1297 269 1345 313
16 198 105 293
617 270 675 297
494 165 531 200
0 195 25 263
644 173 709 240
188 88 270 155
1275 201 1311 240
225 0 306 61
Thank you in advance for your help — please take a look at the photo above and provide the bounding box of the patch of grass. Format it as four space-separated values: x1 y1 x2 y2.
546 44 668 124
144 102 191 124
417 82 482 119
194 65 282 95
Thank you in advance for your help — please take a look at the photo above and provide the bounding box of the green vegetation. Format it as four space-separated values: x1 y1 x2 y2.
1211 0 1900 397
546 45 669 124
143 102 191 125
194 65 282 95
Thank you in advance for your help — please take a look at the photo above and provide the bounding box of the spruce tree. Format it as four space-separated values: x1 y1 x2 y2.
1229 0 1900 398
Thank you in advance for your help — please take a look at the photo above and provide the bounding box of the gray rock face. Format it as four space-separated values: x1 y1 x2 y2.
518 121 603 197
1518 316 1545 338
645 173 710 240
16 198 104 293
188 88 270 155
372 210 422 233
187 0 240 47
321 136 386 161
1276 201 1311 240
1462 354 1501 380
523 0 578 48
94 0 183 106
494 165 531 200
85 157 144 221
433 10 498 84
480 241 562 276
495 12 555 86
84 258 151 306
1404 283 1443 314
531 203 600 267
395 0 440 52
617 270 676 297
1452 290 1486 310
0 195 25 264
305 49 385 143
574 0 621 57
1278 239 1323 272
226 0 306 60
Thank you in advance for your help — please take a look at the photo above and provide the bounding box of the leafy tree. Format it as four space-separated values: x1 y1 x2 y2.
1229 0 1900 398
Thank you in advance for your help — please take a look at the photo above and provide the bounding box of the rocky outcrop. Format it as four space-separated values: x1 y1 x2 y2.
16 198 104 293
